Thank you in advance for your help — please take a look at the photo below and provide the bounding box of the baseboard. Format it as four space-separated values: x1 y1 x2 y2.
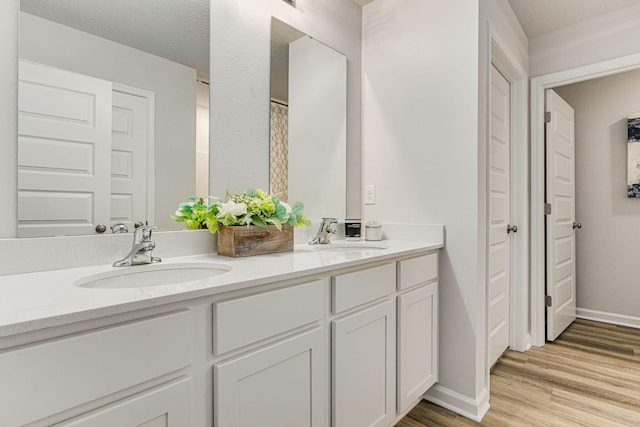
577 308 640 329
423 385 490 422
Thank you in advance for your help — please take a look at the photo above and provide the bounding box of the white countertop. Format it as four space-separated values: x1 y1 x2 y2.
0 239 442 338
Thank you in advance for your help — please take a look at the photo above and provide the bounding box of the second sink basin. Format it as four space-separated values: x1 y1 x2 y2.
76 262 233 289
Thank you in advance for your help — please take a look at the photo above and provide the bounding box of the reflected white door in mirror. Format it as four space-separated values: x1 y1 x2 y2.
18 61 153 237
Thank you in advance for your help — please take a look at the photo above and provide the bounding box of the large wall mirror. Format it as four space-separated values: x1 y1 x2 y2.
269 18 347 221
16 0 209 237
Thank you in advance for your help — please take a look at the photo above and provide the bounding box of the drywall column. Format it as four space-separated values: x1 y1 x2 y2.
0 1 18 238
362 0 486 419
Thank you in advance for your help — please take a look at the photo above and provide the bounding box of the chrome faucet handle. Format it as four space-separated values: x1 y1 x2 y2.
309 218 338 245
134 225 157 243
320 217 338 229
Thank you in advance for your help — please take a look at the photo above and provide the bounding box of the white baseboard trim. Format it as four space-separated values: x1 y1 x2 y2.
577 308 640 329
423 385 490 422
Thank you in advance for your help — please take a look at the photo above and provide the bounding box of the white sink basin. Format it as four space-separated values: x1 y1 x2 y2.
309 242 389 251
76 262 233 289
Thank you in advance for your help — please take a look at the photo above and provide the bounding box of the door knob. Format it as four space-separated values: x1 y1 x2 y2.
573 222 582 230
507 224 518 233
95 224 106 233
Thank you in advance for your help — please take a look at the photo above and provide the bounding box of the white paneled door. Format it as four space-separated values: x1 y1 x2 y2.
18 61 112 237
545 89 577 341
488 64 512 367
111 90 150 230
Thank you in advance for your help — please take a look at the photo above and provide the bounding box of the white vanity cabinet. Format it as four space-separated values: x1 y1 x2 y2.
331 263 397 427
0 244 441 427
333 300 396 427
330 252 439 426
212 279 326 427
0 311 193 427
397 252 439 414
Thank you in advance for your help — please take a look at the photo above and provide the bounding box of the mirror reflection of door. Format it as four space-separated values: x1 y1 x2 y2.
18 61 113 237
18 62 153 237
17 2 207 235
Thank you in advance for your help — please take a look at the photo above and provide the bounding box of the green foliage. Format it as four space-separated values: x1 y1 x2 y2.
170 189 311 234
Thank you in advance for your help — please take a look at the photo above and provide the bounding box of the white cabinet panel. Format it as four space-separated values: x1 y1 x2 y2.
214 328 325 427
332 263 395 313
332 299 396 427
59 378 191 426
213 280 323 355
397 252 438 290
397 282 438 413
0 311 192 427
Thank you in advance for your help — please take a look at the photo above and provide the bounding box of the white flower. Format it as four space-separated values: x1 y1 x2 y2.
280 201 292 215
173 209 184 217
217 201 247 218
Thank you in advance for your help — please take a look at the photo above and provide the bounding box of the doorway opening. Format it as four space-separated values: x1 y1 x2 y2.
531 53 640 347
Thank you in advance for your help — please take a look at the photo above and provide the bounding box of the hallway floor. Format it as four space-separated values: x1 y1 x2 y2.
397 319 640 426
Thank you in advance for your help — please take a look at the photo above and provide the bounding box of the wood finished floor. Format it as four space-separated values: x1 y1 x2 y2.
397 319 640 426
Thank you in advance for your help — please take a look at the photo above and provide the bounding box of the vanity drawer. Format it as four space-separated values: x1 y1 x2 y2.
398 251 438 290
213 279 324 355
0 311 192 427
332 263 395 314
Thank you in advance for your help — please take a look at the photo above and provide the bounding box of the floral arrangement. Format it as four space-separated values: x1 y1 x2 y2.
171 189 311 233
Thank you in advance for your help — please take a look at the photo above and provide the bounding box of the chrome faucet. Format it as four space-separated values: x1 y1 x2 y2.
309 218 338 245
113 225 162 267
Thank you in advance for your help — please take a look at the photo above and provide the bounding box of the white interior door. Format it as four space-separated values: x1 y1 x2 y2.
111 90 150 229
18 61 112 237
488 65 512 367
545 89 577 341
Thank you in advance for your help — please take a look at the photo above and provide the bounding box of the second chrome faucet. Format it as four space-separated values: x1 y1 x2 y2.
308 218 338 245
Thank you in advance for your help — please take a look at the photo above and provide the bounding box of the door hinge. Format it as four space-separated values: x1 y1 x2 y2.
545 295 552 307
545 112 551 123
544 203 552 215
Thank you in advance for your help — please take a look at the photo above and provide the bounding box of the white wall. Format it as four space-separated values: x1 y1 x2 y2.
20 12 197 230
0 2 18 238
530 4 640 77
362 0 486 416
555 70 640 320
209 0 361 218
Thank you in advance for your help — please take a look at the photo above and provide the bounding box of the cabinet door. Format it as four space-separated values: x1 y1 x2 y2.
59 378 191 426
214 328 325 427
397 282 438 413
332 299 395 427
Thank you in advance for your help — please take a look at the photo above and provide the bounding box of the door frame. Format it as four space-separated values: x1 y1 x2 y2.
530 53 640 347
486 30 529 363
112 83 156 226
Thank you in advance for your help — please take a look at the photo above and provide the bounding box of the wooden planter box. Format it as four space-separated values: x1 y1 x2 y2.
217 224 293 257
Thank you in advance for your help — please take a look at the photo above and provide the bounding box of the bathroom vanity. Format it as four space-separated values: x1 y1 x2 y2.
0 239 441 427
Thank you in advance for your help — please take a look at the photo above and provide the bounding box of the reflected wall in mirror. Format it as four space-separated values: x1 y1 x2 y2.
269 18 347 221
16 0 209 237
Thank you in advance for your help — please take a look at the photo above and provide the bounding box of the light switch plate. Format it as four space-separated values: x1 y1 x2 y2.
364 185 376 205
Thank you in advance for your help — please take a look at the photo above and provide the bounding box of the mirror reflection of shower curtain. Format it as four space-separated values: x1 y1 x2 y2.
270 100 288 201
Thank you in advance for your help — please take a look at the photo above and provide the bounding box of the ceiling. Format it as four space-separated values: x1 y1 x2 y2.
20 0 210 79
507 0 640 37
20 0 640 80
